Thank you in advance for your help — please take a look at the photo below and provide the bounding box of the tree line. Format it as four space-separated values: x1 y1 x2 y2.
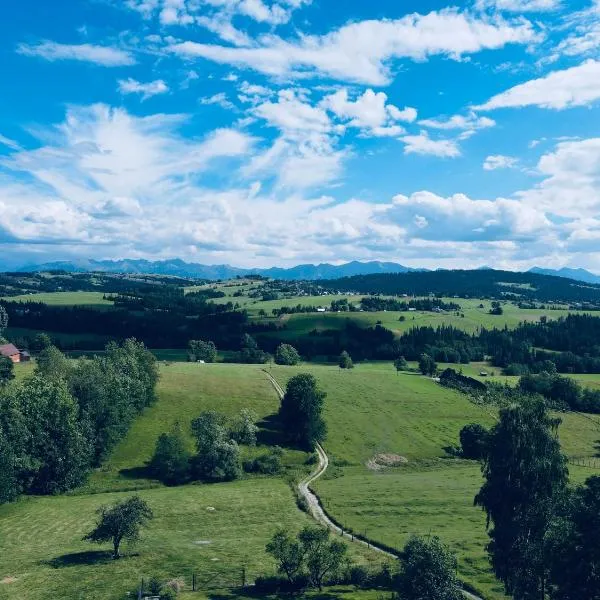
0 338 158 503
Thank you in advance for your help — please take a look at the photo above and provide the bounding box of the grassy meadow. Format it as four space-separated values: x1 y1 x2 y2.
1 291 112 308
267 362 600 599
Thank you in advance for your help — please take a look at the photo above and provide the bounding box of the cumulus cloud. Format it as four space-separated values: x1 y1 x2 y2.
475 60 600 110
483 154 518 170
200 92 236 110
17 41 135 66
118 78 169 100
169 9 538 85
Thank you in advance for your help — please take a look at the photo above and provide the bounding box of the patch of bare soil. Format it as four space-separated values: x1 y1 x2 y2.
1 577 17 584
366 453 408 471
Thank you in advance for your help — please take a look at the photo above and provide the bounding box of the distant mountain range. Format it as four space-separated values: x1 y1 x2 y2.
15 258 600 285
528 267 600 285
17 258 420 281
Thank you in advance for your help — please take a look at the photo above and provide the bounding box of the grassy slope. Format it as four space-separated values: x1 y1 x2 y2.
1 292 112 308
269 363 600 599
0 363 380 600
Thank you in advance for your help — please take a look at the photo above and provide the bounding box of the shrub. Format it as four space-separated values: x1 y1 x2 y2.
244 447 284 475
275 344 301 366
459 423 489 460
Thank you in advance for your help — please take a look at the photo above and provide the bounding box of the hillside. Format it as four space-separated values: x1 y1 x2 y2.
320 269 600 304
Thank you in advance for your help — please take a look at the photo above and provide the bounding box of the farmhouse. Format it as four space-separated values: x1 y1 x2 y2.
0 343 22 363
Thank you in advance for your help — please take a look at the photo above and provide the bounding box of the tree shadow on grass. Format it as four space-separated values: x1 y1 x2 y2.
46 551 115 569
119 465 153 480
256 413 287 447
594 439 600 458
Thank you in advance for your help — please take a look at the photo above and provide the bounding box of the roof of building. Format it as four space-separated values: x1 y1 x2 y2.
0 343 20 357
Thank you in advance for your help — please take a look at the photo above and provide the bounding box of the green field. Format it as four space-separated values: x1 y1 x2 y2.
267 363 600 599
1 292 113 309
0 363 380 600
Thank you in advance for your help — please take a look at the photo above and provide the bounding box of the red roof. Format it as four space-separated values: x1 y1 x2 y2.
0 344 19 357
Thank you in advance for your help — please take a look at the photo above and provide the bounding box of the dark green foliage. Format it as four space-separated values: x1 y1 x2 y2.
397 535 461 600
459 423 489 460
30 332 52 354
490 301 504 315
188 339 217 363
547 476 600 599
0 305 8 333
418 353 437 376
274 343 301 366
298 526 348 590
338 350 354 369
266 526 348 591
244 446 283 475
35 345 72 380
0 356 14 385
393 356 408 373
237 334 270 364
0 429 18 503
149 423 190 485
475 397 568 599
190 411 242 481
84 495 153 559
231 408 259 446
279 374 327 450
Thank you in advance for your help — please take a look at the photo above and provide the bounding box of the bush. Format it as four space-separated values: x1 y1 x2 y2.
149 423 190 485
459 423 489 460
339 351 354 369
244 447 283 475
275 344 301 366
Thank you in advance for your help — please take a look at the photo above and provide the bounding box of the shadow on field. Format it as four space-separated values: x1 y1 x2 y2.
594 439 600 457
46 550 115 568
119 465 153 480
256 413 287 447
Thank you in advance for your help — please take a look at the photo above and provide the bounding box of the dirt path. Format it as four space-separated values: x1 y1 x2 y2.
263 369 483 600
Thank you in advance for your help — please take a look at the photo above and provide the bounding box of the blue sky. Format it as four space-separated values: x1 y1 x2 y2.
1 0 600 271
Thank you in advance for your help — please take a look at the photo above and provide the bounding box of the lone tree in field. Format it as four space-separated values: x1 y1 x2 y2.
266 529 304 585
393 356 408 374
188 339 217 363
475 397 568 599
397 535 461 600
418 353 437 376
338 351 354 369
84 496 153 559
279 374 326 450
299 526 348 591
274 343 301 366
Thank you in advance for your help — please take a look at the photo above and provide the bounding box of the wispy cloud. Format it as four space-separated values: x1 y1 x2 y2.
118 78 169 100
17 41 135 66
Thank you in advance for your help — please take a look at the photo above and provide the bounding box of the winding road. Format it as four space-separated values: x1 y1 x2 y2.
263 369 483 600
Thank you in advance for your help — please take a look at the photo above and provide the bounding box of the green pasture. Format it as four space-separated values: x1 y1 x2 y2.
1 292 113 309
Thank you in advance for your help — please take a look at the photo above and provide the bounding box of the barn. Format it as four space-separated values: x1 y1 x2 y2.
0 343 22 363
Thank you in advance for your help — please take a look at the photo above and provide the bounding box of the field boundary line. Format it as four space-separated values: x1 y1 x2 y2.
262 369 483 600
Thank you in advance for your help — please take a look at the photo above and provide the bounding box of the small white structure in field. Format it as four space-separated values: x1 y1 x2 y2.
316 307 327 313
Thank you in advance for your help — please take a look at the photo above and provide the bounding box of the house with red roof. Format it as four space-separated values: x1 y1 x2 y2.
0 343 24 363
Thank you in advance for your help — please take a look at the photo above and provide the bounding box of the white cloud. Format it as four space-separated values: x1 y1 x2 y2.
17 41 135 66
169 9 538 85
118 78 169 100
401 131 461 157
475 0 561 11
483 154 518 170
0 135 22 151
518 137 600 218
475 60 600 110
320 88 415 136
200 92 236 109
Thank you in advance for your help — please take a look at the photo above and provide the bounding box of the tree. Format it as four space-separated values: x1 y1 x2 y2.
188 339 217 363
397 535 461 600
338 351 354 369
30 333 52 354
0 356 14 385
84 495 153 559
149 422 190 485
475 397 568 599
231 408 259 446
419 353 437 376
490 301 504 316
298 526 348 591
35 346 71 381
266 529 304 585
275 344 301 366
0 305 8 334
547 476 600 599
459 423 488 460
191 411 241 481
393 356 408 374
0 430 19 504
239 334 270 364
279 374 327 450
